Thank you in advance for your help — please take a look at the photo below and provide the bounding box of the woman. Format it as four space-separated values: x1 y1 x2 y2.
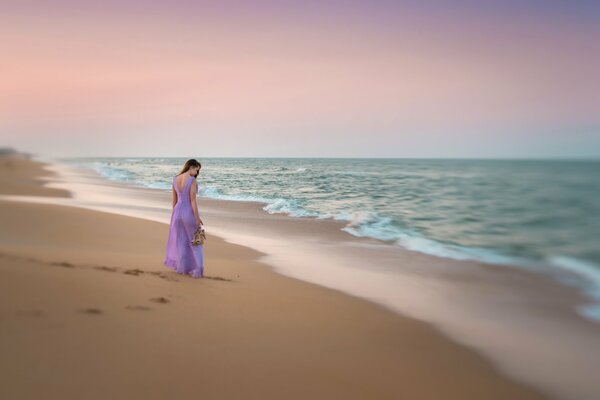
163 159 204 278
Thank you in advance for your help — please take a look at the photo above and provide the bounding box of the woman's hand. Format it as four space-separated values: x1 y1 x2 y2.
196 217 203 226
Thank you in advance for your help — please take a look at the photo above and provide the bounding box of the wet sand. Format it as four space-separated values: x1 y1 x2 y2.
0 152 588 399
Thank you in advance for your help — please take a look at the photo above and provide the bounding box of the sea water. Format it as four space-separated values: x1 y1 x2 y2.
62 157 600 315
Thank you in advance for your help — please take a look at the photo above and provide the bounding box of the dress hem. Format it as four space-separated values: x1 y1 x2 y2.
163 257 204 279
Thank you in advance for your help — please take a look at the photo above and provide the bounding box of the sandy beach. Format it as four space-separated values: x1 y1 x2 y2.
4 0 599 397
0 153 563 399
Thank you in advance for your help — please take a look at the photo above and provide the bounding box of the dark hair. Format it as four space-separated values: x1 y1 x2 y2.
177 159 202 176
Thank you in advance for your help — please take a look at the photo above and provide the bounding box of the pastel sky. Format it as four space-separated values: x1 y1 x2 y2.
1 0 599 158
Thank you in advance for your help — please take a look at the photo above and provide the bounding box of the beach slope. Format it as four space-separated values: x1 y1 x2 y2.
0 154 548 399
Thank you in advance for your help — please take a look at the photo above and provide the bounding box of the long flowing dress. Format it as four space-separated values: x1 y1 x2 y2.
163 175 204 278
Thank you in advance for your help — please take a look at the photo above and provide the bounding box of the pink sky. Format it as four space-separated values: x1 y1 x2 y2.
1 1 599 157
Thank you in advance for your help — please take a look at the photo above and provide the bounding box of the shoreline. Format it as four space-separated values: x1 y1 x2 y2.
2 153 600 399
63 156 600 287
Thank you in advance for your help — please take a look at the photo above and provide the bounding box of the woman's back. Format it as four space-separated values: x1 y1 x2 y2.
164 172 203 278
174 174 195 205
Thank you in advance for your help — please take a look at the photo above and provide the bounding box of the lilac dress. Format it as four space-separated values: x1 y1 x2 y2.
163 175 204 278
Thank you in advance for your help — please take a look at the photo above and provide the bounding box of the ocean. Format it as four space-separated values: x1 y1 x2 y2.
62 157 600 313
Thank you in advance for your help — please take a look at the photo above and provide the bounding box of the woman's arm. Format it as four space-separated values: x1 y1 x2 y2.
172 185 178 209
190 180 202 225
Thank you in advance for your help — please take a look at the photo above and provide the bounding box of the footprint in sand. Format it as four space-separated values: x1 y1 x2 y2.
94 266 181 282
149 271 179 281
125 305 151 311
94 265 119 272
79 308 103 315
205 275 233 282
124 268 145 276
149 297 170 304
51 261 75 268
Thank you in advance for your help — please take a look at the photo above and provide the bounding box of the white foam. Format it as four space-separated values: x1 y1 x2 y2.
548 256 600 321
549 256 600 288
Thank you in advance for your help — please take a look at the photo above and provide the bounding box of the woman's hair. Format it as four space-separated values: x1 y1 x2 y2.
177 159 202 176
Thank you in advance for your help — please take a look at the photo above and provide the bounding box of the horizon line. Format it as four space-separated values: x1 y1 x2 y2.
54 155 600 161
